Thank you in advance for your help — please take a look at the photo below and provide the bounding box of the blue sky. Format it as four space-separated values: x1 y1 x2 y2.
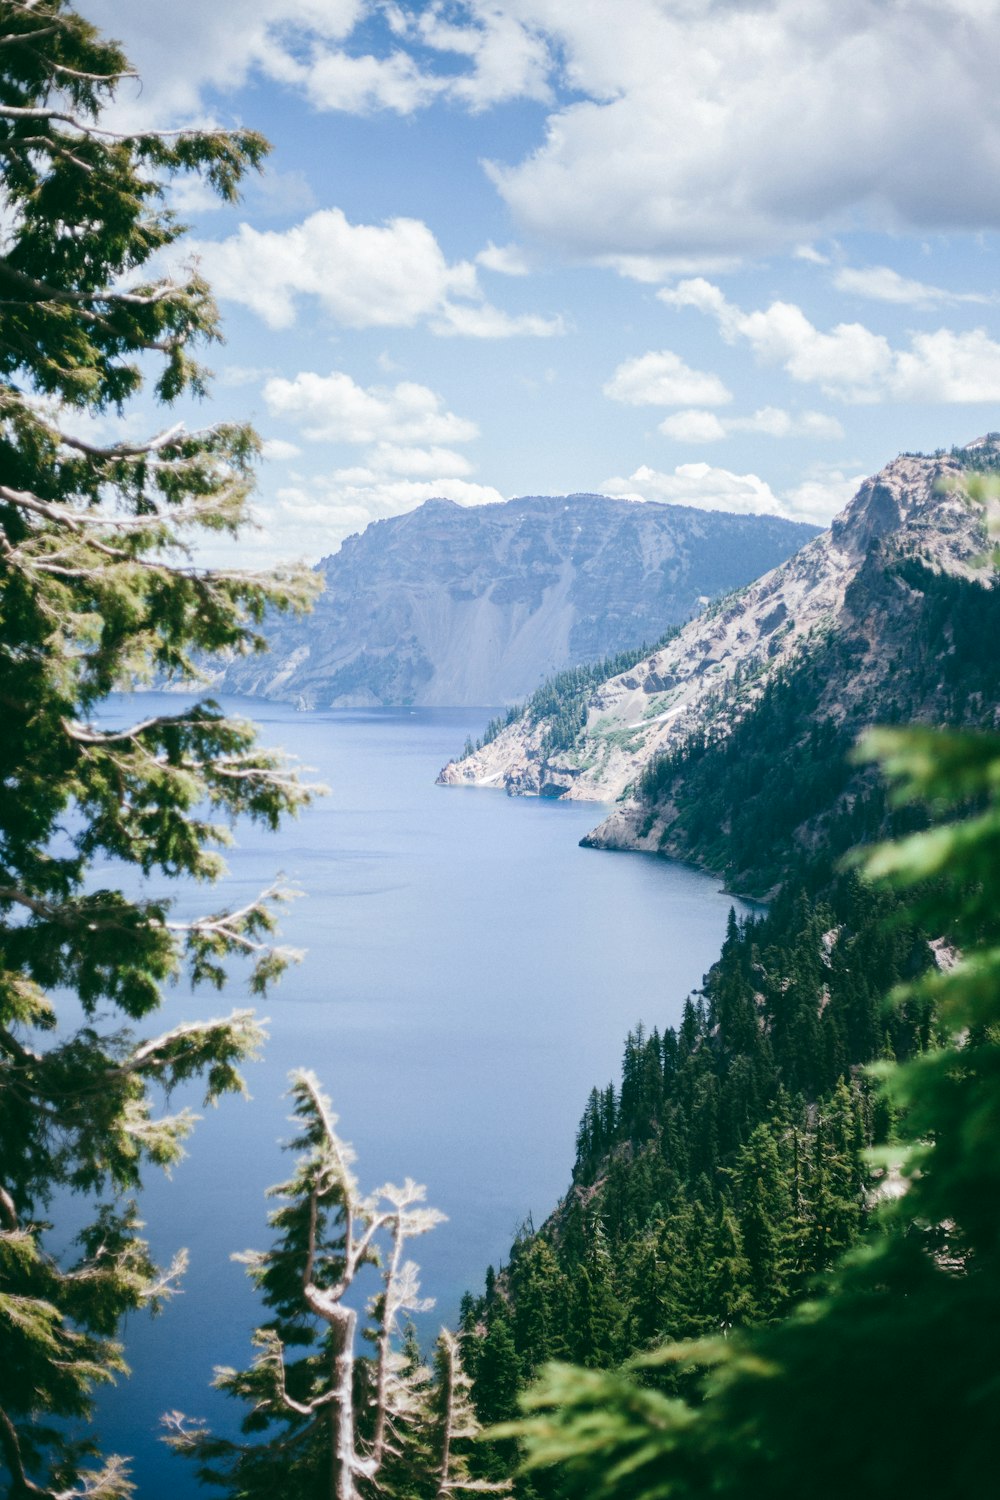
89 0 1000 566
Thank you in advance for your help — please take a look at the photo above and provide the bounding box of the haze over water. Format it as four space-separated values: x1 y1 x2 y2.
95 696 753 1495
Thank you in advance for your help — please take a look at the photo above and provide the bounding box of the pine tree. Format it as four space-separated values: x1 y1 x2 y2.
0 5 315 1494
507 719 1000 1498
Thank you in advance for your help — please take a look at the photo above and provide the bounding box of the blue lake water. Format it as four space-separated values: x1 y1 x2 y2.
84 695 751 1495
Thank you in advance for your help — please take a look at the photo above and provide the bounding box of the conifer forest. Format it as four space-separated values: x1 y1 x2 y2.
2 4 999 1499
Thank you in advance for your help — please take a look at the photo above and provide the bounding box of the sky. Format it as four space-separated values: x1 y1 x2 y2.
85 0 1000 567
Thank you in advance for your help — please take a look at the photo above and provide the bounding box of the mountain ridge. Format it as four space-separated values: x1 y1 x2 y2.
438 447 998 883
212 494 817 708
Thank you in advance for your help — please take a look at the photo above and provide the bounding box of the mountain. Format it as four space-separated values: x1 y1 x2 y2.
439 445 1000 889
214 495 818 708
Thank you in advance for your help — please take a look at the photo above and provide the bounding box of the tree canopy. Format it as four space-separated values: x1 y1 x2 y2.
0 4 315 1494
505 723 1000 1500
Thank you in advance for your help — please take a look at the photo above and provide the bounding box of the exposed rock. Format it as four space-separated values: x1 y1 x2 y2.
438 450 991 838
213 494 817 708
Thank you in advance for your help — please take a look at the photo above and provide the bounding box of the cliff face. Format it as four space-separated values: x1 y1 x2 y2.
438 451 993 847
215 495 817 708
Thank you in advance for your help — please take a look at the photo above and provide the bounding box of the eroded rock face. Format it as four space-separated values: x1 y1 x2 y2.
438 450 989 829
213 494 817 708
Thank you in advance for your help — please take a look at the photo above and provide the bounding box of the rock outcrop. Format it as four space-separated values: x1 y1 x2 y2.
438 449 993 850
214 495 817 708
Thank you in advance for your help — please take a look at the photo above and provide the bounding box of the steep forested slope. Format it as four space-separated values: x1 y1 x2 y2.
611 554 1000 893
460 849 934 1484
454 447 1000 1494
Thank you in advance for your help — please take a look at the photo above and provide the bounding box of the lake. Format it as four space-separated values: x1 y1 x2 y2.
88 695 752 1494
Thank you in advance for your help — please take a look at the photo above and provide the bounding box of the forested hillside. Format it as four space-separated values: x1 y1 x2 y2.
456 472 1000 1494
459 822 935 1491
620 554 1000 893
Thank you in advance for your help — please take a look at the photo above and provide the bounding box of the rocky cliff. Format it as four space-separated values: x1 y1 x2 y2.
215 495 817 708
438 447 997 872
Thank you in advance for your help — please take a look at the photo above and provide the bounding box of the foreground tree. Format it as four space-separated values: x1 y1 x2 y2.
166 1072 505 1500
0 3 315 1494
506 718 1000 1498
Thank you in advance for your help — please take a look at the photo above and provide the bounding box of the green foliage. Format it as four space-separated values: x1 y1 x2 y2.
0 5 317 1495
461 831 930 1495
505 724 1000 1499
635 558 1000 892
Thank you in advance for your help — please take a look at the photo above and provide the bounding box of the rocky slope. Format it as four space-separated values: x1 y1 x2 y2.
438 448 996 857
215 495 816 708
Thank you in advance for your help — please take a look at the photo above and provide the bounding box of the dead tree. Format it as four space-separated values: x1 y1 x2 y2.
166 1071 508 1499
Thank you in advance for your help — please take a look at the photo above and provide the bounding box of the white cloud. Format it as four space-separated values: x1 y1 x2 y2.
794 245 832 265
486 0 1000 263
834 265 995 307
413 3 552 111
595 253 743 283
431 302 565 338
218 364 275 389
263 370 479 445
604 461 861 525
476 242 532 276
246 364 501 561
604 463 785 518
86 2 1000 268
261 438 302 461
604 350 731 408
661 279 1000 403
891 328 1000 402
258 473 504 563
658 410 728 444
366 444 474 478
659 407 844 443
272 45 442 115
191 208 561 337
782 471 867 525
84 0 368 124
85 0 553 125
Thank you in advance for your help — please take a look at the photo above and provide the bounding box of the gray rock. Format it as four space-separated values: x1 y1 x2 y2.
215 494 817 708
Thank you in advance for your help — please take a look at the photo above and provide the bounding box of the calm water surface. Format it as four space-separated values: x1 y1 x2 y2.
89 695 751 1494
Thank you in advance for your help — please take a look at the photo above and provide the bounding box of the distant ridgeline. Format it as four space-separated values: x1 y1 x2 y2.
454 444 1000 1493
212 495 816 708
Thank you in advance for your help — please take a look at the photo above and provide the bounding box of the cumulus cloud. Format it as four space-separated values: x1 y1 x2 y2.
191 208 561 337
794 245 832 266
431 301 565 338
604 461 862 525
476 242 532 276
256 473 504 564
604 463 785 518
240 365 503 561
603 350 731 408
658 410 728 444
833 265 995 307
88 2 1000 265
660 279 1000 403
487 0 1000 263
85 0 552 125
263 370 479 446
260 438 302 461
659 407 844 443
